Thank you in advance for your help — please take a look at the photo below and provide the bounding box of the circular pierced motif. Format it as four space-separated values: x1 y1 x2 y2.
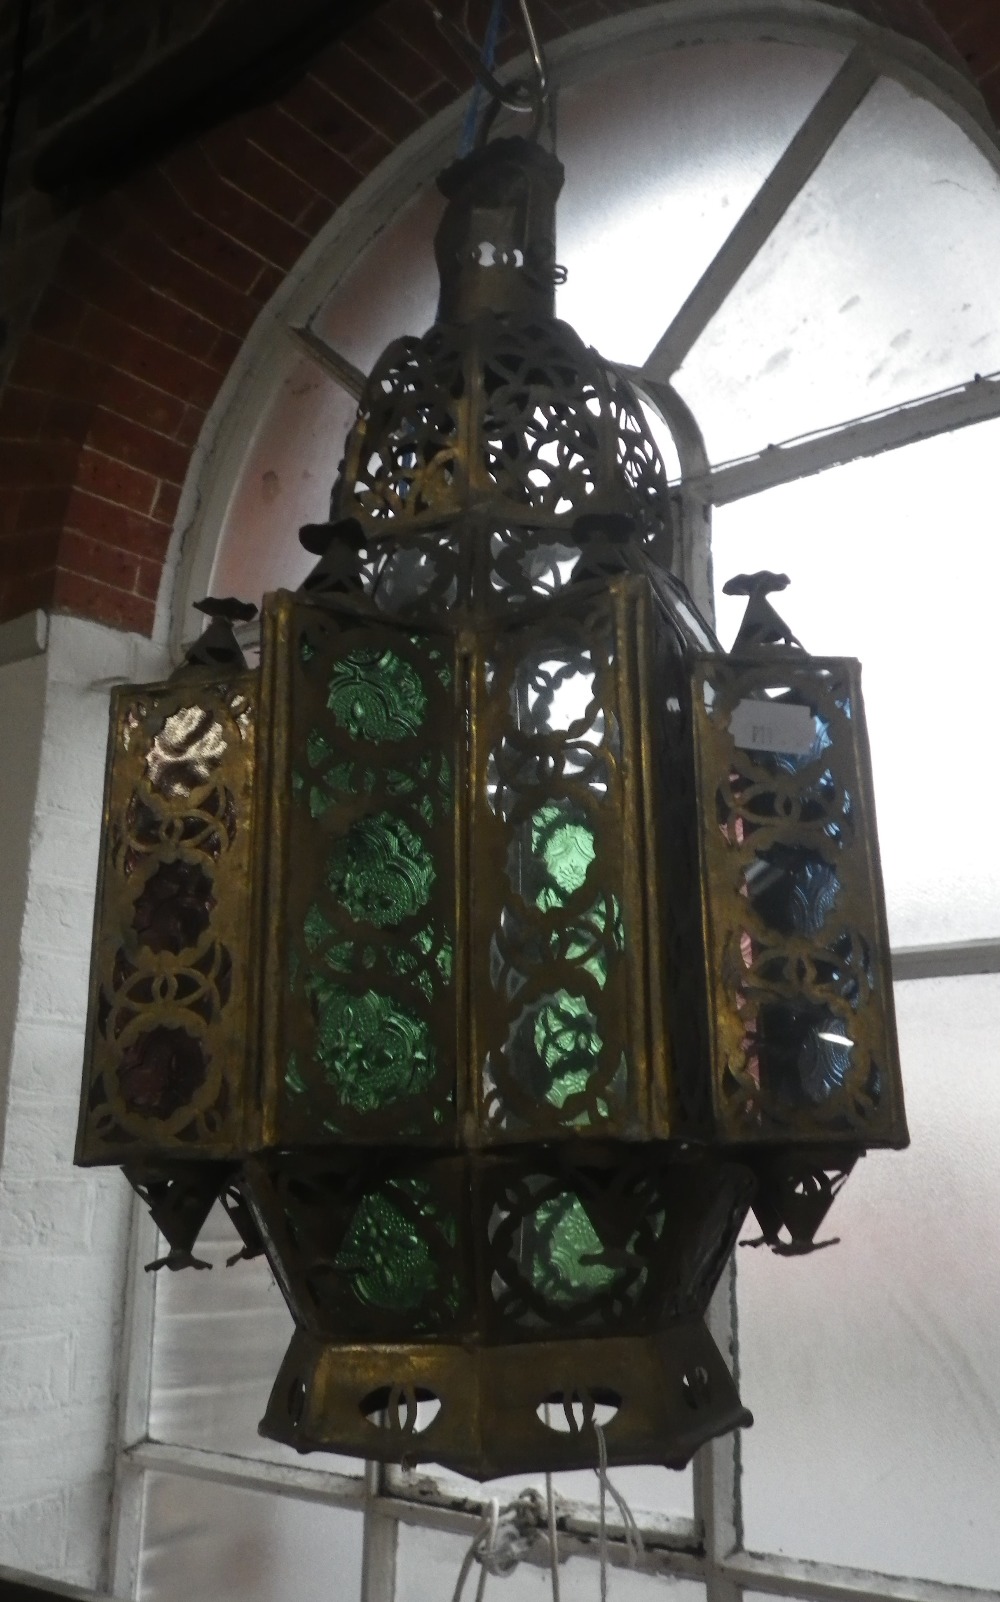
327 811 435 928
333 314 671 587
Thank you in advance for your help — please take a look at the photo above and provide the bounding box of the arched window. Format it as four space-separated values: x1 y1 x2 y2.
134 13 1000 1600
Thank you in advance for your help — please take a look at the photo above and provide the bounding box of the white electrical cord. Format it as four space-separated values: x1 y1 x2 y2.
594 1423 645 1602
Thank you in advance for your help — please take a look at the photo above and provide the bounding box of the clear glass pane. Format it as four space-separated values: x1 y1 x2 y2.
389 1456 694 1535
678 75 1000 463
138 1472 363 1602
555 41 845 365
148 1202 362 1476
738 974 1000 1589
712 420 1000 947
396 1521 706 1602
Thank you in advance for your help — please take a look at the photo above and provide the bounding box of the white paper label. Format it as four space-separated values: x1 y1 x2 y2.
728 698 815 756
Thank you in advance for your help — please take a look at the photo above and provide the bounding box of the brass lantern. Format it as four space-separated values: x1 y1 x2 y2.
76 134 906 1479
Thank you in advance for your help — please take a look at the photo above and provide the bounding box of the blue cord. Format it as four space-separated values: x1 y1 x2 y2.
459 0 505 155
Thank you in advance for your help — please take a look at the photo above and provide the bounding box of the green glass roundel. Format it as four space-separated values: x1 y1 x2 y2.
510 802 596 913
327 648 427 741
534 804 595 901
528 1191 619 1307
327 811 435 927
335 1179 442 1312
536 990 602 1107
308 979 435 1111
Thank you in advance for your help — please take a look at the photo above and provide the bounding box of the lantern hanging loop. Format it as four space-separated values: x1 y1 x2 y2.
428 0 548 116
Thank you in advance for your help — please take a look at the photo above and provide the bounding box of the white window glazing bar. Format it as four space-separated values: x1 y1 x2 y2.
891 940 1000 982
124 1440 367 1512
640 46 878 385
288 323 366 400
107 1197 160 1600
724 1552 1000 1602
361 1460 399 1602
125 1435 1000 1602
697 1257 744 1602
689 371 1000 505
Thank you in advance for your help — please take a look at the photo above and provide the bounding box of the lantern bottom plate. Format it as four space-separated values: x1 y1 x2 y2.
259 1318 752 1480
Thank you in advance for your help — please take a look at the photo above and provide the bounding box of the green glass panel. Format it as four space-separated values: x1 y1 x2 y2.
436 938 453 981
532 804 595 904
286 1052 305 1096
327 648 427 741
304 903 337 955
307 729 334 769
325 940 353 972
327 811 435 927
335 1177 453 1313
535 990 602 1108
528 1192 619 1306
557 895 623 984
422 643 452 691
306 974 435 1111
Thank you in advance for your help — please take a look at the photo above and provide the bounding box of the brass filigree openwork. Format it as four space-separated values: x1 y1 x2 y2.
77 135 906 1478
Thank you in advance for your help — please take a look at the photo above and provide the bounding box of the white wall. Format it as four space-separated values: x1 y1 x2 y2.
0 615 167 1588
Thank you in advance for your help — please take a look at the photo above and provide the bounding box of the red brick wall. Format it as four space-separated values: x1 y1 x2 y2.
0 0 995 634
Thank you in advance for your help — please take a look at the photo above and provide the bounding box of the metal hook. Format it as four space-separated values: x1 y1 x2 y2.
428 0 548 116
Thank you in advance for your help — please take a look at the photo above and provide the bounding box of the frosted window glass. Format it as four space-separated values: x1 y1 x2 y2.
208 356 352 609
555 42 844 365
208 41 842 601
148 1203 362 1476
138 1472 363 1602
738 974 1000 1589
390 1456 693 1533
396 1522 706 1602
676 76 1000 463
210 190 443 609
712 420 1000 947
313 186 442 370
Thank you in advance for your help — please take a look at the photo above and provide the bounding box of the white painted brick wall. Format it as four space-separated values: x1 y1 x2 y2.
0 615 168 1589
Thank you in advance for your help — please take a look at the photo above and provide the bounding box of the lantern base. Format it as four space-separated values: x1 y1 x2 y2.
259 1318 752 1480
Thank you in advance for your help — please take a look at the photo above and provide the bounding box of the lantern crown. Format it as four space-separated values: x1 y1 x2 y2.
434 135 564 323
313 134 674 608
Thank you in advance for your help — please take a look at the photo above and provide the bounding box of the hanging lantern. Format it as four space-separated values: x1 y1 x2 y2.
76 126 906 1480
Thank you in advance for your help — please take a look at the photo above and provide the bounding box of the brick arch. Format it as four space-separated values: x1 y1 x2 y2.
0 0 985 635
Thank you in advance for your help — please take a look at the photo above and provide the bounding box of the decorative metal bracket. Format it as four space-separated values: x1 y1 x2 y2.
723 571 804 654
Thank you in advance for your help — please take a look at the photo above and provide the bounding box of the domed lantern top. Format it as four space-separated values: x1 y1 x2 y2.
310 136 674 616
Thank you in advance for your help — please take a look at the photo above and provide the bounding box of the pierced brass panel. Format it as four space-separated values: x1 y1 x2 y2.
257 592 461 1148
259 1322 751 1480
247 1139 754 1480
692 654 906 1147
77 673 258 1164
243 1147 750 1358
335 316 669 561
471 579 653 1143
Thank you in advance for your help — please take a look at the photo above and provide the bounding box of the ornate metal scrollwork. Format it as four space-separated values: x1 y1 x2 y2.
78 127 905 1480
